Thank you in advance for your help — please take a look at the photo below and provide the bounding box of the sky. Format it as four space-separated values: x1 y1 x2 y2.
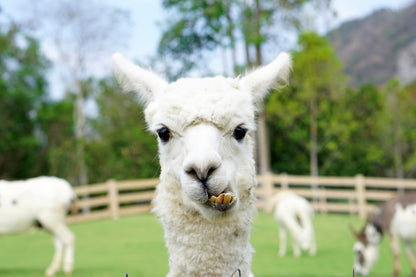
1 0 414 99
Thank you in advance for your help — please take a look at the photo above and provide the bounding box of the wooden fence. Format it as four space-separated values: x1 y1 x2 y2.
257 173 416 217
67 178 158 223
67 174 416 223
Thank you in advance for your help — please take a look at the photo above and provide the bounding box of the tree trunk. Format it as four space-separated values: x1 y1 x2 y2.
74 80 88 187
224 2 237 75
242 0 252 67
393 130 404 179
254 0 262 67
393 119 404 180
74 80 89 213
310 95 318 178
310 95 319 201
253 0 270 174
391 90 404 192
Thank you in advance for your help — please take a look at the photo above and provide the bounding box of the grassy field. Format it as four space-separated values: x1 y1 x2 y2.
0 211 412 277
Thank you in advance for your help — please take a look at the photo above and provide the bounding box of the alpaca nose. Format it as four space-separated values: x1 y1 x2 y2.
183 153 221 183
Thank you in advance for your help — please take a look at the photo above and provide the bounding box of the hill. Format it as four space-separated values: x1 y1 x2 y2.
328 1 416 87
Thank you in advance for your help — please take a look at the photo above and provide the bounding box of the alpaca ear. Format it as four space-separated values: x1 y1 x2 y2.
240 52 291 103
112 52 168 105
349 225 360 239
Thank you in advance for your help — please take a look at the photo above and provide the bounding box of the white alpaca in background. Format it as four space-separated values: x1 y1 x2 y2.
267 191 316 257
0 176 76 276
113 52 291 277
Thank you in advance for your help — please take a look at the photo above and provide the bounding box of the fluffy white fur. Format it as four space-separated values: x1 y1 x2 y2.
0 176 76 276
113 52 291 277
267 191 316 257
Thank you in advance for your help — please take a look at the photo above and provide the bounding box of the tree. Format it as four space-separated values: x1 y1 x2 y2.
87 78 159 183
382 79 416 179
25 0 130 185
37 96 77 184
384 79 404 179
159 0 332 76
158 0 332 174
267 32 345 178
0 21 49 179
400 83 416 178
294 32 344 178
327 84 386 176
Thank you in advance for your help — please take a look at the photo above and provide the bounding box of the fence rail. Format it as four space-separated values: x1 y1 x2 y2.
256 173 416 217
67 178 158 224
67 174 416 223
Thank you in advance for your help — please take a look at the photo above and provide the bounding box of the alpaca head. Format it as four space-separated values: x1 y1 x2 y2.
113 53 291 221
351 223 382 275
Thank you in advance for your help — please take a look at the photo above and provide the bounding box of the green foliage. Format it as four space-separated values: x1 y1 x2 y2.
36 96 77 183
401 83 416 176
266 32 416 177
158 0 226 77
0 25 159 183
325 84 387 176
266 86 310 174
266 32 346 175
0 28 159 183
87 78 159 183
380 79 416 177
0 23 50 179
158 0 326 76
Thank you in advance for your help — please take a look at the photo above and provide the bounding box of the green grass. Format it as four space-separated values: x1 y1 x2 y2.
0 212 412 276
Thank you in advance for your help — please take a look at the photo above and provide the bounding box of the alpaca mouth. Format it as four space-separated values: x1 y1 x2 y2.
205 191 236 211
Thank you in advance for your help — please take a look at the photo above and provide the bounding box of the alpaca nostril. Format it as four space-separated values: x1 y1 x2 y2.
184 164 218 183
207 166 217 177
185 168 198 180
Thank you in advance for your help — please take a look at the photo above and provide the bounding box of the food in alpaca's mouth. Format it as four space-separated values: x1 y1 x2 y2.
209 193 234 205
206 192 236 211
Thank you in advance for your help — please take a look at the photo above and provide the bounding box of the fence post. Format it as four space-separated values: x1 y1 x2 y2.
257 172 274 211
108 179 120 219
311 175 320 204
355 174 366 218
319 187 327 214
280 173 289 190
264 171 274 198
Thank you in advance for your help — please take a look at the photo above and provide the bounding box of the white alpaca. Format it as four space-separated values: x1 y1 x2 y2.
0 176 76 276
267 191 316 257
113 52 291 277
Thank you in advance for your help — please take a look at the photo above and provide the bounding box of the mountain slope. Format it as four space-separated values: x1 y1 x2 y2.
328 2 416 87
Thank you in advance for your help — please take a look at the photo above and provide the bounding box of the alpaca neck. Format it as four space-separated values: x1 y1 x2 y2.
153 174 256 277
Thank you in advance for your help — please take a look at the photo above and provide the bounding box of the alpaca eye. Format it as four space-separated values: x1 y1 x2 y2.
233 126 247 141
157 127 171 143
